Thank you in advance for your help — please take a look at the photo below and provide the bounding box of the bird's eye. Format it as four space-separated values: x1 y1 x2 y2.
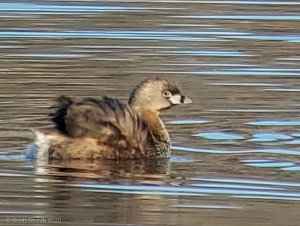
163 91 172 97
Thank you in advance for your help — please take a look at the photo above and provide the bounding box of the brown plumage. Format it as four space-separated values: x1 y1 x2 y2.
34 78 192 160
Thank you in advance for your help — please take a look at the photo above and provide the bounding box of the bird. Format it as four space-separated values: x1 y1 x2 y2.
33 78 192 160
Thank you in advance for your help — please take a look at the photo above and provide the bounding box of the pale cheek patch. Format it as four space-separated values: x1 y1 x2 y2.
169 94 182 105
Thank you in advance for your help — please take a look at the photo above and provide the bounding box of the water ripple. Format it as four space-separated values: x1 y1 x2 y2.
191 70 299 76
0 30 221 42
191 177 300 187
167 119 209 125
193 132 244 140
220 34 300 43
242 159 295 168
247 120 300 126
282 166 300 171
179 15 300 21
249 133 292 142
166 50 251 57
8 53 89 58
72 183 300 201
172 145 300 156
153 1 300 5
0 3 144 14
1 0 300 224
170 204 241 209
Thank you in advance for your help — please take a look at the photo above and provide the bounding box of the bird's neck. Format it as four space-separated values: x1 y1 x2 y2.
133 107 170 144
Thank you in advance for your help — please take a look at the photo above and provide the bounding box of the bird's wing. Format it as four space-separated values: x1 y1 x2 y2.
50 96 151 151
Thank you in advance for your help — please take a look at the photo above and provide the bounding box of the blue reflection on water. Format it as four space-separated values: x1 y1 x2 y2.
220 35 300 43
242 159 295 168
284 140 300 145
241 159 300 171
73 183 300 201
193 132 244 140
172 145 300 156
282 166 300 171
0 30 220 42
174 1 300 6
170 155 194 163
11 53 89 58
172 145 243 154
167 50 250 57
170 204 241 209
191 183 283 190
232 195 300 201
255 149 300 156
0 152 26 160
247 120 300 126
192 70 299 76
191 177 300 187
249 133 292 142
167 119 209 125
180 15 300 21
0 3 143 14
265 88 300 92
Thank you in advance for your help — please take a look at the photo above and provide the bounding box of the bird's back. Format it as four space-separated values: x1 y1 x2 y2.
48 96 155 159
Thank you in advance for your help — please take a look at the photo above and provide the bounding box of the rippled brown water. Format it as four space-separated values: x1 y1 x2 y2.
1 1 300 226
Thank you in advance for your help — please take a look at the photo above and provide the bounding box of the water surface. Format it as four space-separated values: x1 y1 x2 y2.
1 1 300 225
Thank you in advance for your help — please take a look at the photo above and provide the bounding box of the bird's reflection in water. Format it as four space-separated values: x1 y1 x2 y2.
35 158 170 181
32 159 171 225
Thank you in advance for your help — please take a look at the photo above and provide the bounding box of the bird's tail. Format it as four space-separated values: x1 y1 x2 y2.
49 95 73 133
32 129 50 161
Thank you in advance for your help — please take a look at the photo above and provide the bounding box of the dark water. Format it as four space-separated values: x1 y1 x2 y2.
1 1 300 225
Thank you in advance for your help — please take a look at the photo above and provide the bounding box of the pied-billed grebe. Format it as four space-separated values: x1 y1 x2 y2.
34 78 192 160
